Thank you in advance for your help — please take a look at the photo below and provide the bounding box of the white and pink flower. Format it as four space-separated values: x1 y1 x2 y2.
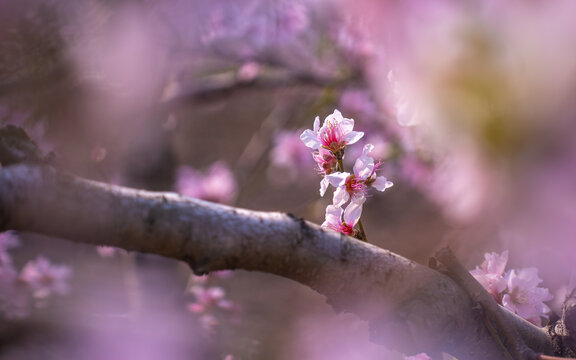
326 144 393 206
470 251 553 325
300 109 364 158
470 251 508 301
502 268 553 325
321 202 363 237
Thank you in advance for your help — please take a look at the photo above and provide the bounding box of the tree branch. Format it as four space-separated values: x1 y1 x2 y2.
0 164 553 358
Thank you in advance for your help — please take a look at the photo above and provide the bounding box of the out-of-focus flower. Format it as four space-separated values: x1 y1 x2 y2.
471 251 552 325
327 144 393 206
470 251 508 301
321 203 362 237
300 109 364 158
404 353 431 360
20 256 72 299
237 62 261 83
90 145 107 163
502 268 553 325
176 162 238 205
96 246 127 258
187 280 240 333
270 130 315 177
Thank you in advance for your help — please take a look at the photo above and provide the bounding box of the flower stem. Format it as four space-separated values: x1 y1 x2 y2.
337 159 344 173
357 219 368 242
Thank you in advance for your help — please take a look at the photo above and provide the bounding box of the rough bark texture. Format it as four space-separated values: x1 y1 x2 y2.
0 164 553 358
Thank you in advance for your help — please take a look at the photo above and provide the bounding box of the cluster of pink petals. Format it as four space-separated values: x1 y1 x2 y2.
470 251 509 301
300 109 364 157
187 273 240 333
270 130 314 172
0 232 72 318
301 110 394 238
470 251 553 325
175 161 238 205
321 203 363 237
502 268 553 325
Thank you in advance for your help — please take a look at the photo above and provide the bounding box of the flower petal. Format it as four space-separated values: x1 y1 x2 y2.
353 154 374 179
339 117 355 134
344 130 364 145
319 176 330 196
343 201 363 226
300 129 321 149
326 172 349 187
332 186 350 207
371 177 394 191
322 204 343 228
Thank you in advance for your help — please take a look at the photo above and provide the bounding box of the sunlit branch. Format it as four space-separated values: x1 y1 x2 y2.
0 164 553 359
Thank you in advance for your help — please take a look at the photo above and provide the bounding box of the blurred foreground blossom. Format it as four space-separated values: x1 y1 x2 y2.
96 245 127 258
176 162 238 204
269 129 314 184
471 251 552 325
503 268 553 325
470 251 508 301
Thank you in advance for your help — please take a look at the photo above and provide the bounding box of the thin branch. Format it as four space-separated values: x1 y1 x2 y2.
160 68 350 107
0 164 551 359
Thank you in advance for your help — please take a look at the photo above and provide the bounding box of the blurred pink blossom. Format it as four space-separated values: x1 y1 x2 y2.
176 162 238 204
1 234 72 318
502 268 553 325
237 62 261 83
270 129 315 181
96 245 127 258
20 256 72 299
471 251 552 325
470 251 508 301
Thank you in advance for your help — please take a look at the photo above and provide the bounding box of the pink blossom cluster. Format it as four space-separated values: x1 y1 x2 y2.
470 251 553 325
300 110 393 239
268 129 315 184
175 161 238 205
0 232 71 318
186 272 240 333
